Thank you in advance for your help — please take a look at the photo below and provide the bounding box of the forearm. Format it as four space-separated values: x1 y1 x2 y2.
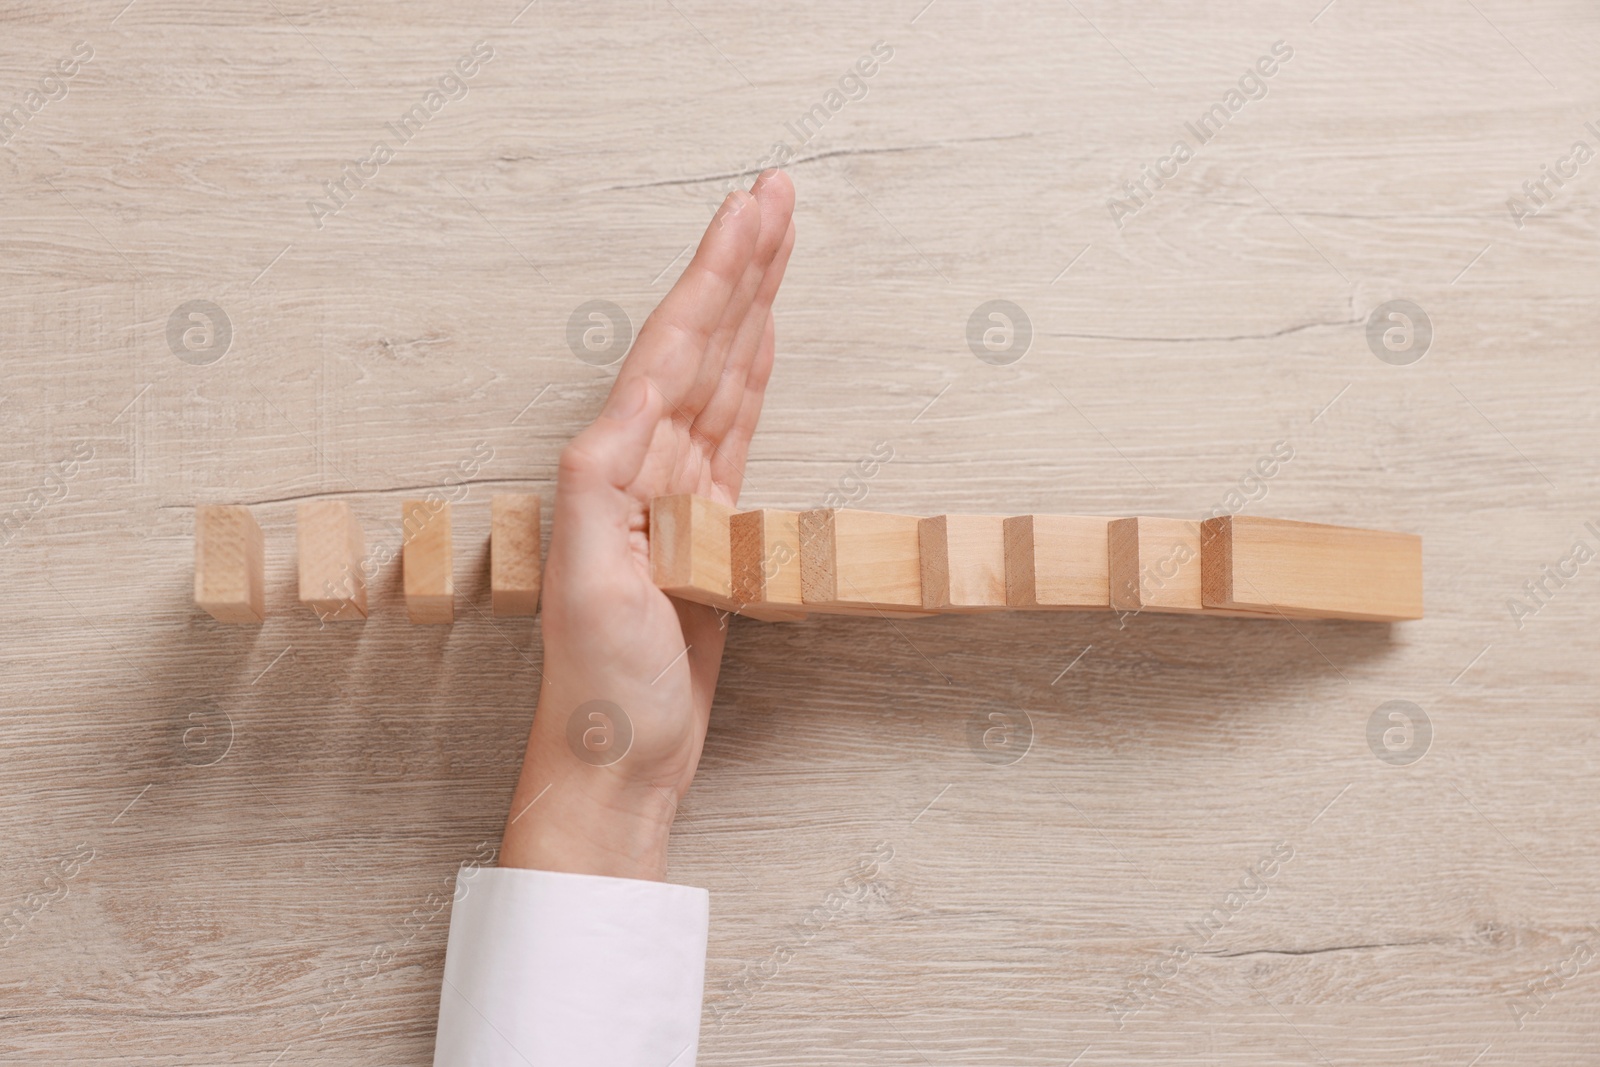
498 703 680 881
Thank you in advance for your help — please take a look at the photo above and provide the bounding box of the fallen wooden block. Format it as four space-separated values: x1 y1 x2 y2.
651 493 736 611
1108 516 1206 614
730 509 807 621
297 500 366 621
1201 515 1424 621
402 499 453 624
653 496 806 620
800 508 932 616
920 514 1008 611
647 495 1423 625
1003 515 1111 609
194 505 265 623
490 493 542 617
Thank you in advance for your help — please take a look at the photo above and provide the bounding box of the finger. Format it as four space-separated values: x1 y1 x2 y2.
620 192 760 413
710 313 777 497
717 172 794 363
672 173 791 420
549 377 663 571
694 215 794 445
747 168 795 265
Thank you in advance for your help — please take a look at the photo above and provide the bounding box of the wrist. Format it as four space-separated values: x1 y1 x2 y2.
499 737 679 881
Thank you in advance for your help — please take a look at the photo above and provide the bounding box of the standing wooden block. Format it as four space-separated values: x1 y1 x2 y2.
651 494 737 612
402 499 453 624
1108 517 1205 614
490 493 542 617
1201 515 1424 621
297 500 366 621
194 505 265 623
799 508 931 616
920 515 1008 611
1004 515 1112 609
730 509 807 621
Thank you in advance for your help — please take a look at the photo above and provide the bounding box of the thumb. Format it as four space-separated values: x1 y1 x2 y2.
552 375 661 557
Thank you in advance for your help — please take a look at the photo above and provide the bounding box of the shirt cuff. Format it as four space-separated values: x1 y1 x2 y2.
433 866 709 1067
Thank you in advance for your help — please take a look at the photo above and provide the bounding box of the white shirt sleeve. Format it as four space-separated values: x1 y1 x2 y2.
432 866 709 1067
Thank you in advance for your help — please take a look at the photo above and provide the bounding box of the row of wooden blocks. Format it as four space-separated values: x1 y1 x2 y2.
193 496 542 624
197 493 1423 626
651 496 1424 622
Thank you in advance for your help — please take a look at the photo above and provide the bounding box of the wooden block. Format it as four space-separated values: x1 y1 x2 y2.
490 493 542 617
194 505 265 623
730 509 807 621
402 499 453 624
799 508 932 616
920 514 1008 611
650 494 737 612
1108 517 1205 614
296 500 366 621
1004 515 1111 609
1201 515 1424 621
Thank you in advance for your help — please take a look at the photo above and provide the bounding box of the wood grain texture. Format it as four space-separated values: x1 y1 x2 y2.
1004 514 1113 609
297 499 368 621
402 499 454 624
800 507 931 615
4 0 1600 1063
489 492 540 618
1109 516 1207 614
919 513 1008 611
651 493 737 611
731 508 808 621
194 504 265 623
1202 514 1425 622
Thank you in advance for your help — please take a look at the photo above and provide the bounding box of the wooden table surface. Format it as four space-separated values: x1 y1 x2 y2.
4 1 1597 1063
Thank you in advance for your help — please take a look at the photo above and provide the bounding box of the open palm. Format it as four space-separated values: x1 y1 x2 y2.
501 172 796 879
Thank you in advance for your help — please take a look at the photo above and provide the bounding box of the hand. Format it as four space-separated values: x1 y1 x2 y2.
499 171 796 880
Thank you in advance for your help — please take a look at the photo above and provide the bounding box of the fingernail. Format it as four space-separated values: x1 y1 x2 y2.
752 168 779 193
603 376 650 421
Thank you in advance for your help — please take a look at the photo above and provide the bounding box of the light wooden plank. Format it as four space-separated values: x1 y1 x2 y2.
650 494 736 612
490 493 542 618
193 505 264 623
1201 515 1424 621
730 508 807 622
296 500 367 622
1003 514 1112 609
919 514 1008 611
402 499 453 624
799 508 932 616
1108 516 1206 614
